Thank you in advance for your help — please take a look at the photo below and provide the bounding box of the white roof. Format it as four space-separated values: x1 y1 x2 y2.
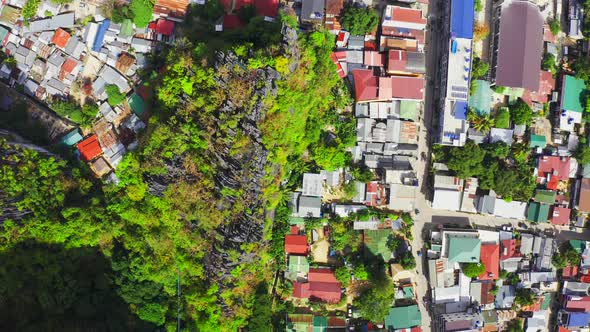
433 286 461 304
333 204 366 217
388 184 417 211
520 233 534 255
493 198 526 220
446 37 472 101
559 109 582 132
432 189 462 211
302 173 323 197
440 99 467 146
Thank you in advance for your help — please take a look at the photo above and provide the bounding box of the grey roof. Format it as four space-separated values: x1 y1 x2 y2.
24 79 39 96
357 117 374 142
99 102 118 122
302 173 323 197
563 282 590 296
130 37 152 53
520 233 534 255
301 0 325 21
43 78 68 96
406 51 426 73
477 195 496 214
490 128 514 145
123 113 145 133
495 1 543 90
348 35 365 50
346 50 363 64
99 65 130 93
64 38 85 59
495 285 515 309
28 13 75 32
534 237 555 271
467 128 487 144
366 142 384 154
296 195 322 218
47 50 67 67
355 103 369 117
513 124 526 136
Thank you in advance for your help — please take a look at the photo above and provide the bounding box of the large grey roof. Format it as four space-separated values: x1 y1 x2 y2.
301 0 325 21
406 51 426 74
495 1 543 90
28 13 75 32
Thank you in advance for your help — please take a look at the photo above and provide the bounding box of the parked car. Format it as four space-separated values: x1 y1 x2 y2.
502 225 513 232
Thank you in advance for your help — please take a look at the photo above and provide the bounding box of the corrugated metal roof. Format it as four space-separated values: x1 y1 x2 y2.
451 0 474 38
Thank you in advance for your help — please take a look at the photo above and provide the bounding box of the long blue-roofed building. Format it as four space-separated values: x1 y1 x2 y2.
438 0 474 146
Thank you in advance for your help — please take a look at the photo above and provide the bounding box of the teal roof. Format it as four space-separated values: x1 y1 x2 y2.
384 305 421 329
448 236 481 263
129 93 146 116
530 134 547 148
540 293 552 310
0 26 8 43
504 87 524 98
399 101 419 121
60 129 83 146
469 79 492 116
527 202 550 222
120 19 134 37
402 286 414 299
562 75 586 113
535 190 556 204
583 163 590 179
288 255 309 275
569 240 586 253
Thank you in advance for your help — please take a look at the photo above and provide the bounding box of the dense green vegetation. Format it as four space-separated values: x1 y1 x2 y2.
542 53 557 75
509 98 533 125
109 0 154 28
494 107 510 129
51 100 99 128
434 141 536 201
514 288 535 307
340 4 379 36
22 0 41 21
461 262 485 278
105 84 126 106
549 18 560 35
0 10 357 331
552 243 582 269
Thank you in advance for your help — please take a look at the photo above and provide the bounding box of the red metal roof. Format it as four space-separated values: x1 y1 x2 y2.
59 58 78 81
391 76 425 100
500 239 522 260
580 178 590 213
521 297 543 312
565 296 590 312
285 235 308 255
390 6 427 25
479 244 500 280
551 206 571 225
292 269 341 303
538 156 570 187
364 51 385 67
563 266 579 279
388 50 408 72
330 52 346 78
290 225 299 235
77 135 102 161
308 268 339 283
155 19 175 36
522 70 555 105
379 77 393 100
352 69 378 102
52 28 71 49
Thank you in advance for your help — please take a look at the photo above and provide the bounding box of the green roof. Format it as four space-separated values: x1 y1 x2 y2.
535 190 556 204
312 316 327 332
120 19 134 37
399 101 419 122
504 87 524 98
129 93 146 116
469 79 492 116
288 255 309 275
562 75 586 113
431 244 442 252
402 286 414 299
540 293 552 310
60 129 83 146
384 305 421 329
569 240 586 254
530 134 547 148
448 237 481 263
364 229 393 262
527 202 550 222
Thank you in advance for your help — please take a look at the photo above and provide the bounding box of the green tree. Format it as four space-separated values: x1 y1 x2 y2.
353 264 369 280
471 57 489 79
549 18 560 35
468 110 495 133
335 266 350 287
506 319 524 332
340 4 379 35
129 0 154 28
106 84 126 106
542 53 557 75
494 107 510 128
474 0 483 12
461 262 486 278
355 285 393 323
515 288 535 307
576 145 590 165
349 164 374 182
447 141 485 178
573 56 590 83
509 99 533 125
22 0 41 21
397 251 416 270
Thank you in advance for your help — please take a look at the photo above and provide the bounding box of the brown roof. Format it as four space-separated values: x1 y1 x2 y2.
495 1 543 91
480 282 496 305
325 0 343 16
579 179 590 213
153 0 189 18
116 52 135 74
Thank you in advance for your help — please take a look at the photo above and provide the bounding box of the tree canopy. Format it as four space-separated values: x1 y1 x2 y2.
461 262 486 278
340 4 379 35
509 99 533 125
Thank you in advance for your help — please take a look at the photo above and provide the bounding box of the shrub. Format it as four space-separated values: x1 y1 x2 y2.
22 0 41 21
549 18 560 35
340 4 379 35
461 262 486 278
106 84 126 106
335 266 350 287
129 0 154 28
494 107 510 128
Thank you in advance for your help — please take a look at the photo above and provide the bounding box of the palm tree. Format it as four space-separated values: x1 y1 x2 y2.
467 108 495 133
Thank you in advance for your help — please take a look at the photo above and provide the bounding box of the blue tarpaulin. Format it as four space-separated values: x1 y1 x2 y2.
92 19 110 52
454 101 468 120
451 0 474 39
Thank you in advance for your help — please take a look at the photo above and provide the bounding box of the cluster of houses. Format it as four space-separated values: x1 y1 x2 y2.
430 0 590 229
0 0 192 178
427 227 565 331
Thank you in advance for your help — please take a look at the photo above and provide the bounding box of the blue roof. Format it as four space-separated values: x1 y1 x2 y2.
454 101 468 120
568 312 590 327
451 0 474 39
92 19 110 52
60 129 83 146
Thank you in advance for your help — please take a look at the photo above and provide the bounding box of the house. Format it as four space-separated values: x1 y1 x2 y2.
563 282 590 296
291 193 322 218
153 0 190 21
363 51 385 67
381 5 426 46
332 204 366 217
537 156 571 190
447 236 481 263
388 184 417 211
292 268 341 303
479 244 499 280
286 255 309 281
564 296 590 312
495 285 516 309
384 305 421 330
559 75 586 132
558 311 590 329
520 233 534 256
579 178 590 213
432 175 464 212
489 128 514 145
60 129 83 146
522 70 556 106
300 0 325 24
77 135 103 161
352 69 424 102
27 13 75 33
324 0 343 31
534 237 555 271
550 206 571 225
437 312 484 331
460 177 479 213
527 202 550 223
51 28 70 49
92 19 110 52
130 38 152 53
491 1 543 90
470 281 496 307
386 119 418 144
478 195 527 220
286 314 346 332
387 50 426 76
568 0 584 38
530 134 547 149
284 235 309 255
302 173 323 197
0 5 20 27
